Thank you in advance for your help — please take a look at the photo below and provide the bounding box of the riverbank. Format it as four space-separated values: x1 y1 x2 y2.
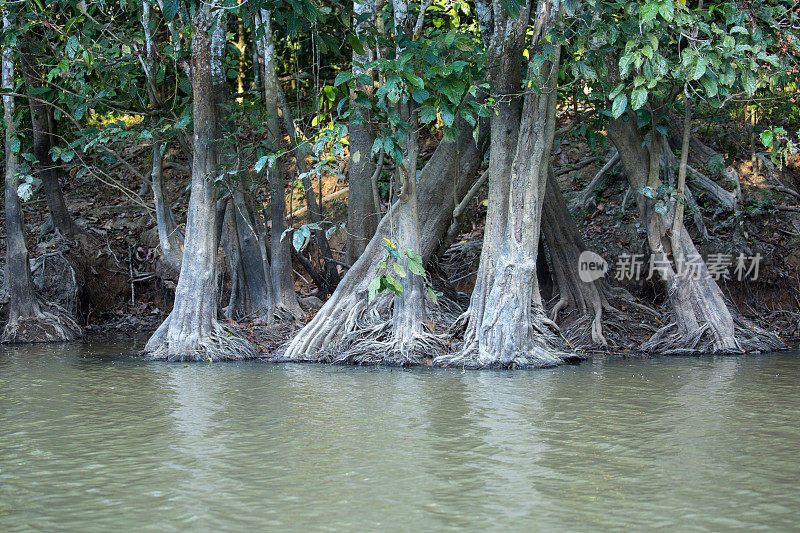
2 116 799 355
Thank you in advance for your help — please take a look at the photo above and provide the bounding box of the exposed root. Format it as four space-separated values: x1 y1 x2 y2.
568 151 621 213
274 303 304 323
641 314 785 355
329 321 448 366
1 299 82 344
437 239 482 289
31 236 80 316
551 284 661 352
144 315 257 362
286 291 460 366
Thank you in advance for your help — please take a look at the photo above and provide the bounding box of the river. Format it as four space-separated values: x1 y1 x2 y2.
1 338 798 531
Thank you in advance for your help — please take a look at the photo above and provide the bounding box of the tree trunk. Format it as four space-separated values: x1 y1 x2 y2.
606 113 782 354
1 12 80 343
436 0 564 368
543 170 659 349
19 47 81 238
150 140 184 273
275 85 341 298
222 187 275 322
345 0 380 264
210 11 276 324
456 0 529 356
144 2 255 361
387 102 429 364
257 9 303 320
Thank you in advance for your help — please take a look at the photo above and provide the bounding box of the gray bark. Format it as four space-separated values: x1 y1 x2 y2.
282 120 486 360
606 113 781 353
544 172 609 346
256 9 303 319
222 187 275 321
145 2 255 361
436 0 564 368
142 0 183 273
464 0 564 367
458 1 530 353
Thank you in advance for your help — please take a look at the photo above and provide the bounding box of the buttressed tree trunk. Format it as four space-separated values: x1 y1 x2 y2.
211 11 275 323
345 0 380 264
281 118 486 361
19 47 81 238
606 113 783 354
1 12 80 344
302 0 446 366
443 0 530 361
222 186 275 322
144 1 255 361
436 0 565 368
257 8 304 320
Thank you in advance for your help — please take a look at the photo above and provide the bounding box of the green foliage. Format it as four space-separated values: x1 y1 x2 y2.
335 7 488 163
566 0 798 119
368 238 441 305
760 126 798 169
281 221 345 252
639 183 676 215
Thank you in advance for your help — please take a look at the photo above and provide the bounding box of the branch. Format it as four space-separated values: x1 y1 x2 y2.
412 0 433 40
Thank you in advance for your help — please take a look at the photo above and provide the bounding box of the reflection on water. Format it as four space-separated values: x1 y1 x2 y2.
1 339 799 531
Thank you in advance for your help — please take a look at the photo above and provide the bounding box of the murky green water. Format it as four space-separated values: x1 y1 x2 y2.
1 339 799 531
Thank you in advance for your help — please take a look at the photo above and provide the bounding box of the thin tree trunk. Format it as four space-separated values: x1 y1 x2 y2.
275 84 341 297
211 11 276 323
145 2 255 361
141 0 183 273
19 48 81 238
257 9 304 319
2 11 80 343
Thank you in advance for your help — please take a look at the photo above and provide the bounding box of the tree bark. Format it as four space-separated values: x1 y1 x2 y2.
145 2 255 361
19 47 81 238
256 9 304 319
456 0 530 356
222 187 275 321
2 12 80 343
436 0 564 368
141 0 183 273
543 170 659 349
281 119 486 360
